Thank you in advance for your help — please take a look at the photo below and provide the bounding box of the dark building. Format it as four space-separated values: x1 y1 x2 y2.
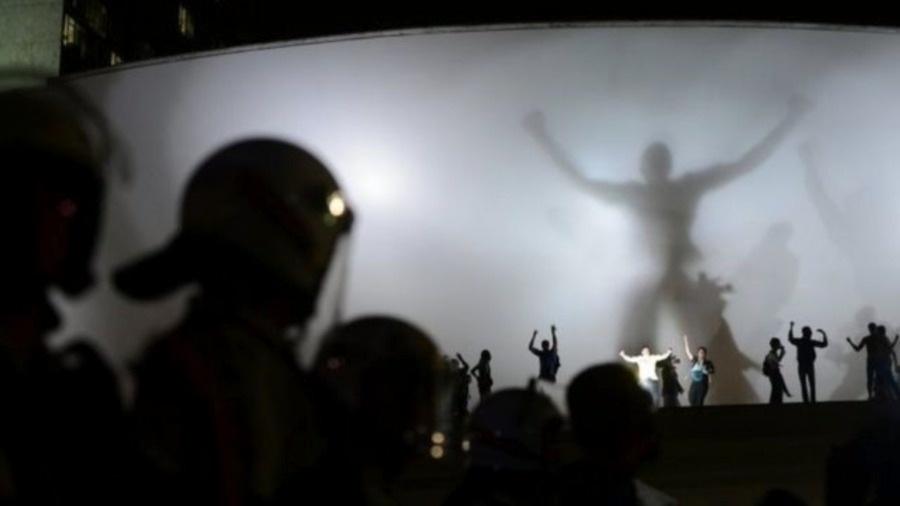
58 4 900 75
60 0 122 74
61 0 376 74
60 0 216 74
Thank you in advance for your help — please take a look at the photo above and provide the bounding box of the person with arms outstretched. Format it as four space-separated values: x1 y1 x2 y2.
619 346 673 407
788 321 828 403
525 98 811 351
683 335 715 407
763 337 791 404
529 326 560 383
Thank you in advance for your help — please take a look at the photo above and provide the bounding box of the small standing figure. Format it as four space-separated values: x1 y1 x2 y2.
529 325 561 383
846 323 879 399
683 335 715 407
657 354 683 407
453 353 473 415
470 349 494 401
788 321 828 404
619 346 673 407
763 337 791 404
872 326 900 400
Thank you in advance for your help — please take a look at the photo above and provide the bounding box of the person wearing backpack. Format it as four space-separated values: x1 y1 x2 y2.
764 337 791 404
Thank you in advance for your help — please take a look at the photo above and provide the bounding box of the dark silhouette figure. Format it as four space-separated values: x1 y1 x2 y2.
470 349 494 400
529 325 560 383
444 387 563 506
763 337 791 404
0 84 128 504
847 323 880 399
524 99 809 353
871 326 900 401
657 354 683 408
788 322 828 404
304 317 442 505
115 139 354 505
440 354 471 450
561 364 674 505
454 353 473 416
826 404 900 505
828 307 877 401
683 334 714 407
57 338 129 502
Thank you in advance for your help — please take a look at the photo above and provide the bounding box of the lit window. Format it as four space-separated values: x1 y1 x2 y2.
62 15 79 47
178 5 194 38
110 51 122 66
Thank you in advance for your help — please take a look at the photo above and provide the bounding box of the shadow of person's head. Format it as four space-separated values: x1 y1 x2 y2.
640 142 672 183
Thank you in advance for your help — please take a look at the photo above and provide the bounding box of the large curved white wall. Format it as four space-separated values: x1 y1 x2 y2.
60 25 900 405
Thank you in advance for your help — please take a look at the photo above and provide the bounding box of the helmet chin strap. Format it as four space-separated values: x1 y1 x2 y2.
295 233 353 368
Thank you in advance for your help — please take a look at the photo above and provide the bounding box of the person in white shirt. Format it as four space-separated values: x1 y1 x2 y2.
619 347 673 407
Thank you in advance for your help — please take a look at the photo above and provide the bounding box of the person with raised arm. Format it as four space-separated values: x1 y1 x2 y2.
683 335 715 407
788 321 828 403
847 323 879 399
529 326 560 383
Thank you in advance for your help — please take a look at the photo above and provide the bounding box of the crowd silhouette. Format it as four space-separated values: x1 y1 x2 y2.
5 79 900 506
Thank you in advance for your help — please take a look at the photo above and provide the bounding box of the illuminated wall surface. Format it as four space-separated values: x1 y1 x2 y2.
61 26 900 405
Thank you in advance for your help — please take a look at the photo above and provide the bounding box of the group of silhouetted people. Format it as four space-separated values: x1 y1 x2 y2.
445 350 493 434
9 78 900 505
846 323 900 401
619 334 714 409
614 318 898 409
0 82 454 505
2 81 671 506
0 77 677 506
446 364 677 506
761 323 830 405
762 320 900 406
